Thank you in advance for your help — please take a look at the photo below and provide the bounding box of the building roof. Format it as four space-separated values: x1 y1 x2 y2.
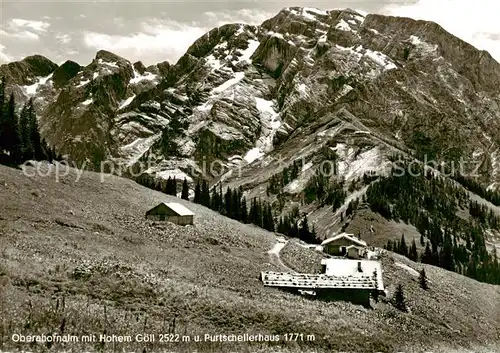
321 233 367 247
148 202 195 216
261 271 378 290
320 259 384 290
165 202 194 216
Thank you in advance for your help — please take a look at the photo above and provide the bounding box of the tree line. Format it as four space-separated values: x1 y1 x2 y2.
136 173 319 243
136 173 190 199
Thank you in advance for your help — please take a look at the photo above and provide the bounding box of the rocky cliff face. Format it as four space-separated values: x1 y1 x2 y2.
2 7 500 237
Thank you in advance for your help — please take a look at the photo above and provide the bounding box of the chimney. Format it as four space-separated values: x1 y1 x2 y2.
357 261 362 272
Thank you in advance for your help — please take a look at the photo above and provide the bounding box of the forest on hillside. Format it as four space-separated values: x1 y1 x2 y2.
366 163 500 285
0 77 60 166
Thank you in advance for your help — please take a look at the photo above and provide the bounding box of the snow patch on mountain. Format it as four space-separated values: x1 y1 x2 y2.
336 145 387 180
81 98 93 106
237 39 260 64
197 100 213 112
24 73 53 95
361 47 397 71
206 54 223 71
317 33 328 44
337 84 354 99
213 72 245 93
303 7 328 16
118 95 136 110
336 19 353 32
334 45 397 73
243 148 265 164
240 97 282 164
255 97 281 151
302 161 313 172
119 133 162 167
76 79 90 88
130 70 158 84
409 35 439 56
268 31 285 40
353 14 365 24
98 59 119 68
289 7 324 22
297 83 308 97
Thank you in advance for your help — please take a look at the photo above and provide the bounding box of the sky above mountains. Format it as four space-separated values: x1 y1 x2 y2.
1 0 499 66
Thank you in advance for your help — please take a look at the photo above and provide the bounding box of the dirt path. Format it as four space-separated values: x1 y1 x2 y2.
268 235 296 273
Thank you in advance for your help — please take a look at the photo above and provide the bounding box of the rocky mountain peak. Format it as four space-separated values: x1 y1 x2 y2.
94 50 129 67
21 55 58 77
0 54 57 87
133 61 147 75
52 60 82 88
186 24 258 60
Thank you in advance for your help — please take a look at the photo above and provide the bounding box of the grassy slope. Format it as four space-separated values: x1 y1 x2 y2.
0 163 499 353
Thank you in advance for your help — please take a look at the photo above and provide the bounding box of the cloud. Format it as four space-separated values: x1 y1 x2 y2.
203 8 274 27
82 8 273 65
383 0 500 62
83 19 206 64
56 33 72 44
0 29 40 41
0 44 13 63
1 18 51 41
9 18 50 33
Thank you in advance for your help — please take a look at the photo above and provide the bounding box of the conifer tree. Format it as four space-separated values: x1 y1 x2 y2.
269 204 275 231
201 180 210 207
440 233 455 271
165 177 173 195
224 187 232 216
194 180 201 204
394 284 407 312
419 268 428 290
422 241 432 264
299 214 311 243
386 239 393 252
211 185 223 212
231 188 240 220
181 178 189 200
249 198 256 224
409 239 418 262
399 234 408 257
172 176 177 196
240 196 248 223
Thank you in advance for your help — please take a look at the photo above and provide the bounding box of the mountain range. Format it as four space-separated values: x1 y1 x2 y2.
2 6 500 248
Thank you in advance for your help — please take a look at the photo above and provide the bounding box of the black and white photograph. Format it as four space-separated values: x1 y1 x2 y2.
0 0 499 352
